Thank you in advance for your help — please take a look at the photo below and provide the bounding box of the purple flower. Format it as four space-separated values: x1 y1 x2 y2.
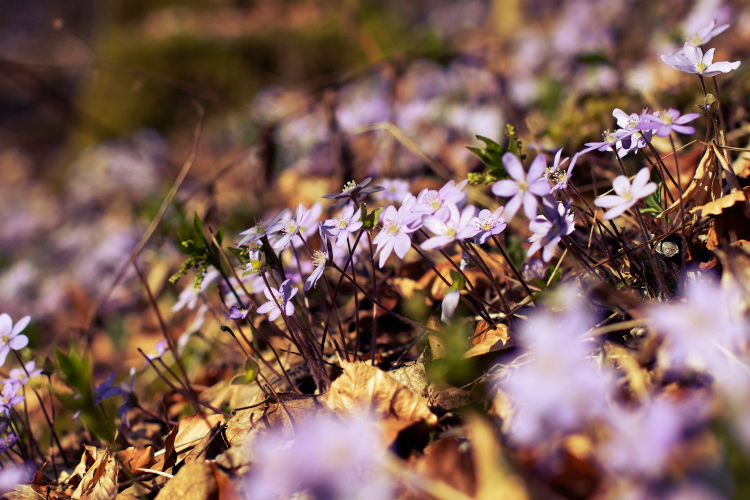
0 314 30 368
241 249 266 276
238 208 289 246
118 367 136 427
0 464 27 493
93 372 122 407
293 202 324 248
245 415 392 500
372 204 419 268
543 148 569 180
0 383 24 417
470 207 506 245
304 251 329 292
322 178 384 210
257 279 297 321
549 153 578 193
321 205 363 248
684 19 730 48
414 179 469 219
637 109 701 137
5 361 42 387
522 258 546 281
527 198 575 262
271 203 311 250
612 109 653 158
594 168 657 220
374 179 410 203
648 279 748 379
661 42 741 77
143 340 169 368
172 269 219 312
420 204 478 250
491 153 550 220
228 304 252 320
0 431 19 455
580 129 628 155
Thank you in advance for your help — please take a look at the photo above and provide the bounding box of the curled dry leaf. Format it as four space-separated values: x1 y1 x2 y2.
1 485 45 500
464 322 511 359
321 361 437 426
663 146 720 216
153 461 218 500
71 448 118 500
691 188 747 217
387 355 429 398
116 447 155 479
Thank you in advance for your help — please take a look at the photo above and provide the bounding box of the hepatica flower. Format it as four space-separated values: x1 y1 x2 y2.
527 198 575 262
580 129 627 155
637 109 700 137
414 179 469 220
374 178 410 203
238 208 289 246
245 415 392 500
662 42 740 77
612 109 653 158
421 203 478 250
471 207 506 244
0 314 30 368
257 279 297 321
272 203 311 250
684 19 730 48
594 168 657 220
322 178 384 210
0 383 24 417
549 152 578 194
227 304 252 320
321 205 363 248
491 153 550 220
5 360 42 388
373 204 419 268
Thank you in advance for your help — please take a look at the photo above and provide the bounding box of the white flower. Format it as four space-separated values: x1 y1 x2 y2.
374 179 410 203
321 205 363 248
372 200 419 268
257 279 297 322
470 207 506 245
420 204 478 250
271 203 311 250
491 153 550 220
172 269 219 312
684 19 729 48
0 314 30 368
661 42 740 77
593 168 657 220
238 208 289 246
527 198 575 262
441 289 461 323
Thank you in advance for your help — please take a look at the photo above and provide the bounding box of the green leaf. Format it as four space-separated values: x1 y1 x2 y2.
361 204 383 232
194 212 209 247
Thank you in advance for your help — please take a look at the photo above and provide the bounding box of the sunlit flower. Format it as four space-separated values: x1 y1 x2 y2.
242 249 266 276
172 269 219 312
374 179 410 203
594 168 657 220
321 205 363 248
441 289 461 323
580 129 628 155
470 207 506 245
527 198 575 262
0 429 19 456
5 360 42 388
372 202 419 268
257 279 297 321
549 152 578 193
684 19 729 48
522 258 546 281
0 382 24 417
93 372 121 407
271 203 311 250
228 304 252 320
414 179 469 220
238 208 289 246
0 314 30 368
491 153 550 220
118 367 136 427
421 204 478 250
637 109 700 137
322 178 384 210
661 42 740 77
245 415 392 500
612 109 653 158
143 340 169 368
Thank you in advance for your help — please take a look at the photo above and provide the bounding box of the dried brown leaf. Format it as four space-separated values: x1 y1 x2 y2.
691 189 747 217
1 485 45 500
71 448 118 500
153 461 218 500
663 146 720 215
414 438 477 497
387 356 429 398
175 414 226 450
116 447 155 478
321 361 437 426
464 323 511 359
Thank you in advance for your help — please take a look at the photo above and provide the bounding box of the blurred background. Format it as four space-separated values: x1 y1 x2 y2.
1 0 749 368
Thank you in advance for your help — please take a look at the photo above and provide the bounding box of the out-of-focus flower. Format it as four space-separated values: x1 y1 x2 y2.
684 19 729 48
0 429 19 455
637 109 700 137
172 269 219 313
374 179 410 203
649 279 748 378
421 204 478 250
228 304 252 320
441 289 461 323
242 249 266 277
272 204 311 250
294 202 324 248
599 400 687 479
372 203 419 268
0 383 24 417
471 207 506 245
0 464 28 494
414 180 469 221
257 279 297 322
321 205 363 248
580 129 628 155
5 361 42 388
143 340 169 368
491 153 550 220
522 258 546 281
305 250 329 292
661 43 740 77
245 415 392 500
118 367 136 428
497 293 613 443
594 168 657 220
322 178 384 210
93 372 121 407
0 314 30 368
527 198 575 262
238 209 289 247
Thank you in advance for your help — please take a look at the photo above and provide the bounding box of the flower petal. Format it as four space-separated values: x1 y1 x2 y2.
522 192 539 219
421 236 454 250
394 233 412 258
491 180 519 198
502 152 525 180
612 175 631 196
503 194 522 221
10 317 30 337
594 195 625 208
527 154 547 181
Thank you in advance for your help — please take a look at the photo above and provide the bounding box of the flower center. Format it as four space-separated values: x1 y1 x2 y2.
518 180 528 191
628 117 638 128
342 180 357 193
312 251 327 267
1 335 8 345
688 33 702 45
424 192 441 211
446 227 457 236
696 61 707 73
622 192 633 201
384 218 400 235
336 216 348 229
273 291 284 305
663 114 673 125
282 220 298 235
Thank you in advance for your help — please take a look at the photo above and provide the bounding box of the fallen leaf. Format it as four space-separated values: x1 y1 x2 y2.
464 323 510 359
414 438 477 497
663 146 720 215
153 461 218 500
116 447 155 479
321 361 437 426
691 189 747 217
387 356 429 399
1 486 45 500
71 447 118 500
175 414 226 450
428 335 449 360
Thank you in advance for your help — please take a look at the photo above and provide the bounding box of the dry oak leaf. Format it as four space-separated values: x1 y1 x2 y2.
321 361 437 426
1 486 45 500
71 447 119 500
691 188 747 217
116 446 155 479
154 461 218 500
464 323 511 359
663 146 720 216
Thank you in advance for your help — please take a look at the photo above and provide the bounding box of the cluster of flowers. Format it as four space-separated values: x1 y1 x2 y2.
0 314 35 454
